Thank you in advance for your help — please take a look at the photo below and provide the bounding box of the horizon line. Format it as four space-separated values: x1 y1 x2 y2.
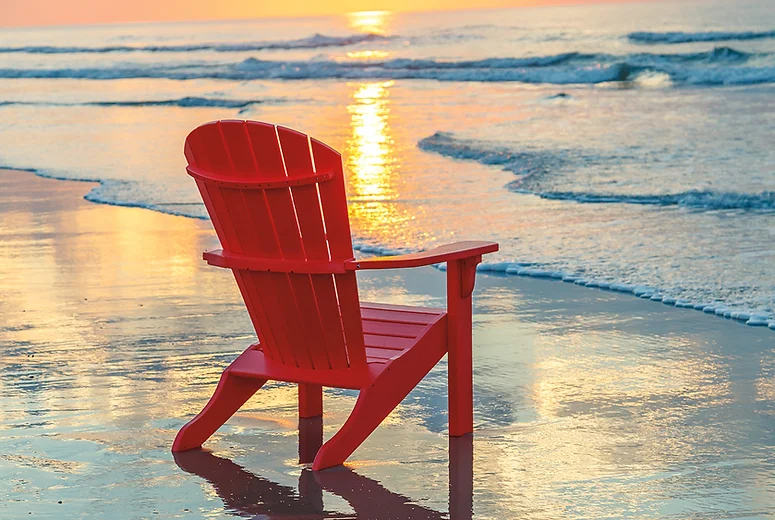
0 0 675 31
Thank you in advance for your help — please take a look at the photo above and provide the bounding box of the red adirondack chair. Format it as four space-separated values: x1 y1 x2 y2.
172 120 498 470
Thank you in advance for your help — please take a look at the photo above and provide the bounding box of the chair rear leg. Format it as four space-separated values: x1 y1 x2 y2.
312 368 420 471
449 434 474 520
298 416 323 464
299 383 322 418
447 258 478 437
173 370 266 452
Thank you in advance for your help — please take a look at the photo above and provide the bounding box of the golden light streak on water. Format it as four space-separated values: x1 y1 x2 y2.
346 50 390 60
344 81 415 245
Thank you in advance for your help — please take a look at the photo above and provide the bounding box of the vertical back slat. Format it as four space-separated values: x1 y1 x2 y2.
218 120 256 177
311 139 355 259
232 270 284 363
335 273 367 368
278 128 328 257
311 276 350 369
211 122 263 256
311 139 366 369
195 124 246 254
186 131 239 252
245 271 296 364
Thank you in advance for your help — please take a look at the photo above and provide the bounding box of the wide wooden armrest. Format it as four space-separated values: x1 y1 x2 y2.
344 241 498 271
203 249 350 273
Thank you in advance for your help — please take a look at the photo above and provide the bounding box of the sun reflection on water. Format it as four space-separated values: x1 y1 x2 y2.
344 80 414 245
347 81 395 202
346 50 390 61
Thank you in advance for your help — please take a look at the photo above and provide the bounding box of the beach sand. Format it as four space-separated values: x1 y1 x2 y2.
2 169 774 519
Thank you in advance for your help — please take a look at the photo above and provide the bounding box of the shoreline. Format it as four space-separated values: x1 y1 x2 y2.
6 166 773 333
2 167 774 518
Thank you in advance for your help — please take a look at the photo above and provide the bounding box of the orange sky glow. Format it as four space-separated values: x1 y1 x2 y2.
2 0 644 28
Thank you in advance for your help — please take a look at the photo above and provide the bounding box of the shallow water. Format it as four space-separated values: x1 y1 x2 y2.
2 172 774 519
0 2 773 325
0 2 774 323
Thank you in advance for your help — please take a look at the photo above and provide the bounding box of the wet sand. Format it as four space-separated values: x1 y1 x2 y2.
1 169 774 519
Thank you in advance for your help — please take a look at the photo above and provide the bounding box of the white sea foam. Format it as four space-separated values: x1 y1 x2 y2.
428 257 775 327
418 132 775 211
530 189 775 211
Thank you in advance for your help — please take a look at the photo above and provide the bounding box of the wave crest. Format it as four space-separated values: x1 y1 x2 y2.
0 96 269 108
531 189 775 211
628 29 775 44
0 47 769 86
0 32 389 54
418 131 566 177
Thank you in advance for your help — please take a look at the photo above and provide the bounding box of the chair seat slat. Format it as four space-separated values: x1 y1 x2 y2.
362 320 428 339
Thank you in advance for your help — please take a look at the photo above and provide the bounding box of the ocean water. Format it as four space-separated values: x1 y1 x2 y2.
0 0 773 326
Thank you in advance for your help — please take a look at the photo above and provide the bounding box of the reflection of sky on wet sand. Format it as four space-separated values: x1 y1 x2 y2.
456 283 775 518
1 159 774 515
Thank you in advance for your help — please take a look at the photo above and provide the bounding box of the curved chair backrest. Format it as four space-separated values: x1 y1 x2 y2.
184 120 366 373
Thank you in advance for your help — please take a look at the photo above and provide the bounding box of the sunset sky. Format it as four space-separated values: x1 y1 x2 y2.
2 0 641 28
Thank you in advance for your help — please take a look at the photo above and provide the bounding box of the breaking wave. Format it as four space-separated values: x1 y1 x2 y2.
0 33 389 54
0 47 770 85
629 29 775 44
527 189 775 211
418 132 775 211
418 131 568 179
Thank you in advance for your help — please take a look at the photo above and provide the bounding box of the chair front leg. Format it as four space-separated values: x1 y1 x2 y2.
446 256 481 437
173 370 266 452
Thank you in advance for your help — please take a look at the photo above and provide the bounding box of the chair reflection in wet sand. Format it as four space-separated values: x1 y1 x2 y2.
174 418 474 519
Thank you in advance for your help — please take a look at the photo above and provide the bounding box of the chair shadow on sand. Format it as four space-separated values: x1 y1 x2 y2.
174 417 474 519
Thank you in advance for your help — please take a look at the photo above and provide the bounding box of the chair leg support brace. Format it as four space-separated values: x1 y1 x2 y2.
447 257 480 437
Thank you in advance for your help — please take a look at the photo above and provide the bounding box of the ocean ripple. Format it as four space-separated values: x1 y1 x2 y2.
629 29 775 44
0 96 269 108
418 131 775 211
0 33 390 54
0 46 769 86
